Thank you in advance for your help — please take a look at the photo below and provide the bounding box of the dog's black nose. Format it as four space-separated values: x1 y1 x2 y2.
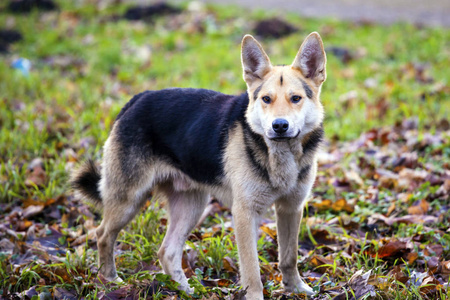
272 118 289 134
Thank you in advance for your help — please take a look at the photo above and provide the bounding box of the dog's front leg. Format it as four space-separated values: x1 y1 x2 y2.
232 201 264 300
275 198 314 296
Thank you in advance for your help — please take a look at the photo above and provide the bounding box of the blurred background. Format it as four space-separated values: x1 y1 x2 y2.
0 0 449 299
176 0 450 27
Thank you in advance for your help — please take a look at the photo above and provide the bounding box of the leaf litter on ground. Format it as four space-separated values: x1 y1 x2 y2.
0 117 448 299
0 1 449 299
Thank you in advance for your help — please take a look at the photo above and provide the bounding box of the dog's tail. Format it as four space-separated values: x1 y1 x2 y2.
70 159 102 208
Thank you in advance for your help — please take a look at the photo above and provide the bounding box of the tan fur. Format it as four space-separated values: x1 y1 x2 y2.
80 32 327 300
233 34 326 298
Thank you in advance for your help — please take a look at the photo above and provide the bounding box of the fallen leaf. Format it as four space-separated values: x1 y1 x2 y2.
441 261 450 275
202 278 233 288
386 203 396 217
420 275 440 294
24 158 47 187
368 213 438 226
310 229 336 244
54 287 77 300
332 199 355 213
310 255 335 273
260 224 277 240
424 244 443 257
334 269 375 300
407 199 429 215
0 238 15 253
23 286 38 298
312 199 332 211
231 286 247 300
223 256 238 273
376 240 408 259
407 252 419 264
22 205 44 219
345 170 364 186
389 265 409 284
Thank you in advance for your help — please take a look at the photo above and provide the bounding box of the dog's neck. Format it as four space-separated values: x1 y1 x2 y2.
241 119 323 190
264 124 323 190
264 139 299 190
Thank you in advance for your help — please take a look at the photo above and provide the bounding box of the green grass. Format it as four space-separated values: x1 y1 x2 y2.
0 1 449 299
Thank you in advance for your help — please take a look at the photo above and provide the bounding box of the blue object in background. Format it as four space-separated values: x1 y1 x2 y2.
11 58 31 76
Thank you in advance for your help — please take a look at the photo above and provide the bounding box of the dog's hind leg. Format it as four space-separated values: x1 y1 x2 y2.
157 184 209 293
96 179 150 282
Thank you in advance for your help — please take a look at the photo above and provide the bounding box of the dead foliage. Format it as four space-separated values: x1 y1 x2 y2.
0 119 448 299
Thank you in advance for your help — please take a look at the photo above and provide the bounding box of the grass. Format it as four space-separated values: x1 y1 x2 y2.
0 0 449 299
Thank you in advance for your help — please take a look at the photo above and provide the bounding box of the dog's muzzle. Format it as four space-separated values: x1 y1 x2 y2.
269 130 300 142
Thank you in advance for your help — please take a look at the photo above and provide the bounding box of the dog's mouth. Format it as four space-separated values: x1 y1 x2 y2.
268 131 300 142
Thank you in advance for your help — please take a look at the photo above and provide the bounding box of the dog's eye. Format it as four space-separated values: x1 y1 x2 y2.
262 96 271 104
291 95 302 103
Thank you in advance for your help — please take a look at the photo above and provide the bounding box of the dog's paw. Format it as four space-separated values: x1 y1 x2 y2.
284 278 315 296
178 284 194 294
244 292 264 300
295 280 315 296
104 276 124 284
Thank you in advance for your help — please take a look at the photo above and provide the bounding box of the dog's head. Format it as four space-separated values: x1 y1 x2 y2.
241 32 326 141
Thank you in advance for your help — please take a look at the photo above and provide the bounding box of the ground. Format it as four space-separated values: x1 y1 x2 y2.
0 1 449 299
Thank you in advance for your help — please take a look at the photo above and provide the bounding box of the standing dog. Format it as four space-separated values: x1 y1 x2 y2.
72 32 326 299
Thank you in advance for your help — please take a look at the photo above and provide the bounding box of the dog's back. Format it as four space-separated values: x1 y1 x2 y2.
114 88 248 184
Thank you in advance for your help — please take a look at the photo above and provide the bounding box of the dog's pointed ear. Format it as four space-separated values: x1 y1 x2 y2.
291 32 326 86
241 35 272 85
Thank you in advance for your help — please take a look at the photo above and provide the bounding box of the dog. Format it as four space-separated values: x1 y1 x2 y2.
71 32 326 299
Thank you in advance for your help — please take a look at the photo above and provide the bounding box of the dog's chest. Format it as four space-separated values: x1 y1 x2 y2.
267 147 301 191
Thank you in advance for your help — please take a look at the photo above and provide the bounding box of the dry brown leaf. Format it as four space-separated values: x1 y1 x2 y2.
71 229 96 246
24 159 47 187
22 205 44 219
0 239 15 253
375 169 398 189
310 255 335 273
386 203 396 217
424 244 444 257
231 287 248 300
407 252 419 264
312 199 332 211
420 275 441 294
345 170 364 186
368 213 438 226
407 199 429 215
399 168 428 179
332 199 355 213
388 265 409 284
376 240 408 259
205 294 221 300
268 272 282 284
18 219 33 231
202 278 233 288
223 257 238 273
334 269 375 300
260 224 277 240
441 261 450 275
310 229 336 244
54 287 77 300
